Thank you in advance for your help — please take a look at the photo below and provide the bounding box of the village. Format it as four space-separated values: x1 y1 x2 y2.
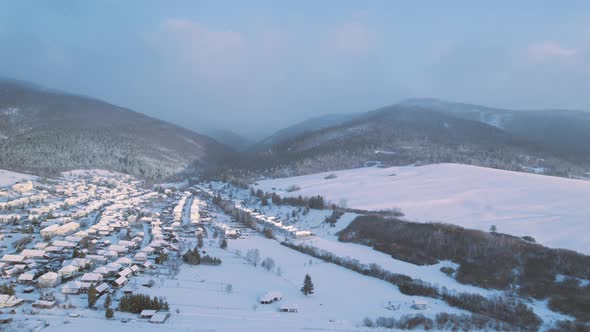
0 170 359 331
0 169 527 332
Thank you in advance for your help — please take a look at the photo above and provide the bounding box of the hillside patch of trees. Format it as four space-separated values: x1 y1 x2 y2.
338 215 590 321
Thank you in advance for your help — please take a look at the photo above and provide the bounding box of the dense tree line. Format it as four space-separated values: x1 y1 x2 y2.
118 293 169 313
252 188 326 210
364 312 525 331
339 215 590 321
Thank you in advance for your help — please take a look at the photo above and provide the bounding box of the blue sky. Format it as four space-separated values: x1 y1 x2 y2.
1 1 589 138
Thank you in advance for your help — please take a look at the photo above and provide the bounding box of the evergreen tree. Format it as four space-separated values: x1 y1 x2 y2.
220 238 228 249
104 294 112 309
105 308 114 319
197 234 204 248
301 274 314 296
88 283 98 307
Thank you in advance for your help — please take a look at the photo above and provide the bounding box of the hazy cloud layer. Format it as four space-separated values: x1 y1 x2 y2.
1 1 589 139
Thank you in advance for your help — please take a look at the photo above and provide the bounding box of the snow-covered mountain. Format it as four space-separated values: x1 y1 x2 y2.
247 102 589 178
400 98 590 156
0 79 233 180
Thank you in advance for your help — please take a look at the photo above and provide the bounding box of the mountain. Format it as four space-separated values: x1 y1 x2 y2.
400 98 590 157
0 79 233 180
256 113 361 148
243 102 590 178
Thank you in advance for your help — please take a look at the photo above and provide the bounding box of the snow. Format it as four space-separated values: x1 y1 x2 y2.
0 169 36 187
256 163 590 254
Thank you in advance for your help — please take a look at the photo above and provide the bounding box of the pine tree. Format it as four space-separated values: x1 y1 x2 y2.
104 294 112 309
220 238 228 249
301 274 314 296
105 308 114 319
197 234 204 248
88 283 98 307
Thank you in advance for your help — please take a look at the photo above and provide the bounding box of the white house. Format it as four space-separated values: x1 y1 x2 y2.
0 295 24 308
20 249 46 259
80 272 102 283
412 300 429 310
38 272 61 288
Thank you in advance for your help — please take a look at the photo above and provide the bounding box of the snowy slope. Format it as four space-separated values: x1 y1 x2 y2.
256 163 590 254
0 169 36 187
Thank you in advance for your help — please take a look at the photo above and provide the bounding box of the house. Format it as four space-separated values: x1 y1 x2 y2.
38 272 61 288
140 309 157 318
55 222 80 236
81 272 102 283
0 295 24 308
32 300 56 309
412 300 429 310
33 242 49 250
114 257 132 266
279 304 299 313
149 312 170 324
40 224 60 238
95 283 109 295
260 291 282 304
134 252 148 262
20 249 46 259
118 267 132 279
93 266 109 276
58 265 79 279
224 228 240 239
113 276 128 288
17 272 35 284
52 240 75 248
62 281 82 295
0 254 25 264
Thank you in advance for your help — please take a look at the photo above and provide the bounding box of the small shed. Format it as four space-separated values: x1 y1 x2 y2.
279 303 299 313
149 312 170 324
140 309 157 318
411 300 429 310
32 300 56 309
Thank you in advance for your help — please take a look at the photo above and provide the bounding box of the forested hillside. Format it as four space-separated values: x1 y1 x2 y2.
231 104 589 179
0 79 233 180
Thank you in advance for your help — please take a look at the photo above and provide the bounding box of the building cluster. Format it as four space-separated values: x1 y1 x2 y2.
0 171 181 322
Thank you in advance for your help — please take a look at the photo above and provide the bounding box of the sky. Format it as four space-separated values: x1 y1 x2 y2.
1 1 590 140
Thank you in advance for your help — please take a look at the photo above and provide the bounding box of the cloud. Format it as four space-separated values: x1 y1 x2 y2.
525 41 577 63
163 18 244 52
332 22 373 56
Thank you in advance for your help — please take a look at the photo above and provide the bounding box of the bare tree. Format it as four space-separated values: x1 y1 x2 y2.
261 257 275 272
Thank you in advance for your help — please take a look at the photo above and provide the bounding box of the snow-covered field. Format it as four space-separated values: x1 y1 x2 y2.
256 163 590 254
0 169 36 187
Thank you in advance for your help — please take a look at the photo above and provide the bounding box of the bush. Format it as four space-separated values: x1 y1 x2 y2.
105 308 114 319
263 227 274 239
324 173 338 180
